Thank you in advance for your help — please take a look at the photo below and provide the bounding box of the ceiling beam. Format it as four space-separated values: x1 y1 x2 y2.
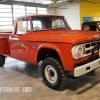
48 0 83 8
0 0 84 8
0 0 48 8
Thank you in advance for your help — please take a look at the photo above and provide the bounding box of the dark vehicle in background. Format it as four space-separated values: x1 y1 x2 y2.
81 21 100 32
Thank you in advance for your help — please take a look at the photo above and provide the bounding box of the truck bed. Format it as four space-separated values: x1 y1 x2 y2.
0 32 12 38
0 32 12 56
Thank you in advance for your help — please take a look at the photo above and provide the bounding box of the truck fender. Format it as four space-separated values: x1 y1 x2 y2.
36 43 64 67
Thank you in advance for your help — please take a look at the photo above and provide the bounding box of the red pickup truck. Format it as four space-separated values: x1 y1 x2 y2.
0 14 100 90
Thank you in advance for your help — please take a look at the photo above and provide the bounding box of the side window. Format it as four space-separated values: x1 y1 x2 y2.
84 25 90 30
32 20 42 31
90 25 96 31
52 19 65 28
52 19 60 27
16 18 31 34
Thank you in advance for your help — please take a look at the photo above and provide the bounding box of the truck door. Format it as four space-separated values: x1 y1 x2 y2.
10 18 31 62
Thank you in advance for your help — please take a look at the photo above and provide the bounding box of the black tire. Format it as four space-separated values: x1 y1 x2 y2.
41 57 67 90
0 55 5 67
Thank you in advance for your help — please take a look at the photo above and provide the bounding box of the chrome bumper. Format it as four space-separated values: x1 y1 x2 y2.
74 58 100 77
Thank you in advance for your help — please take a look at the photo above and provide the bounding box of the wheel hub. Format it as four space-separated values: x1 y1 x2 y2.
45 65 57 84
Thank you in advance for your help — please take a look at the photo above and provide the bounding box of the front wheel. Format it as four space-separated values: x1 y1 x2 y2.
41 57 67 90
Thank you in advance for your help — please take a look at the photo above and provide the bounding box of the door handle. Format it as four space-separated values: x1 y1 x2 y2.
12 37 19 40
10 36 19 40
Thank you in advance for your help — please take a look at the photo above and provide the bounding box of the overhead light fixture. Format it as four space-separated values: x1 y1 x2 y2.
43 0 52 4
57 1 63 3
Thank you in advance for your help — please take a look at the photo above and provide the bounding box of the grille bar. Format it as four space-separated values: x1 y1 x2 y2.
84 40 99 55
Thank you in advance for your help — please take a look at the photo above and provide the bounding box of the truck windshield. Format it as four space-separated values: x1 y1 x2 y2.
32 16 70 31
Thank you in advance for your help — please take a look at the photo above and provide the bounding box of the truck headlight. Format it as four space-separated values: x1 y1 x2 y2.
72 45 85 59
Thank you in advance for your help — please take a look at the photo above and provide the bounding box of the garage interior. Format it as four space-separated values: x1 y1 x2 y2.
0 0 100 100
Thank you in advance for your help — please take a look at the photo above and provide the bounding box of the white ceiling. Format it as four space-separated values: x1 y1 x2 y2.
13 0 67 4
13 0 44 3
0 0 92 8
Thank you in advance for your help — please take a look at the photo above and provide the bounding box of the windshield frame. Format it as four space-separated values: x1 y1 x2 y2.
32 16 71 32
97 23 100 30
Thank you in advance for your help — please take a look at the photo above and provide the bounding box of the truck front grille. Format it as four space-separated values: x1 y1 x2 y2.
84 40 99 56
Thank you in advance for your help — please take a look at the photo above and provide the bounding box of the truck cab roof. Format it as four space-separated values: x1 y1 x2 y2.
82 21 100 24
16 14 64 20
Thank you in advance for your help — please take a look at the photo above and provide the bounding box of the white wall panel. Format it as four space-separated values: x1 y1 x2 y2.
48 4 80 30
48 8 56 15
56 4 80 30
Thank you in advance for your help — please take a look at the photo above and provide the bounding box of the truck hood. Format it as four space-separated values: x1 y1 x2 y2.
34 29 100 44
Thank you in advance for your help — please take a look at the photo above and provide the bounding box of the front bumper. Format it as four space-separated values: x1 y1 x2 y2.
74 58 100 77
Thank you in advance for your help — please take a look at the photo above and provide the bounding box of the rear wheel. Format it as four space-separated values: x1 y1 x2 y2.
0 55 5 67
41 57 67 90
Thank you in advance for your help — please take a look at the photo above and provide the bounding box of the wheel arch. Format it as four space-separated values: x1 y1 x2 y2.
36 44 64 67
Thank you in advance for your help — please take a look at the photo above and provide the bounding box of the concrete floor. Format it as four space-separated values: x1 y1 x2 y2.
0 57 100 100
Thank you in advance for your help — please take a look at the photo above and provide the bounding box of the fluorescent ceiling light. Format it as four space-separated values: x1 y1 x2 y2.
43 1 52 4
57 1 63 3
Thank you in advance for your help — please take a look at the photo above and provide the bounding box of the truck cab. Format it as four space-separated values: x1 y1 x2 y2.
81 21 100 31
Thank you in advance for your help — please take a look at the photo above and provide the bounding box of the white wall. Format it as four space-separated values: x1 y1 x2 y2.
48 8 56 15
48 4 80 30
